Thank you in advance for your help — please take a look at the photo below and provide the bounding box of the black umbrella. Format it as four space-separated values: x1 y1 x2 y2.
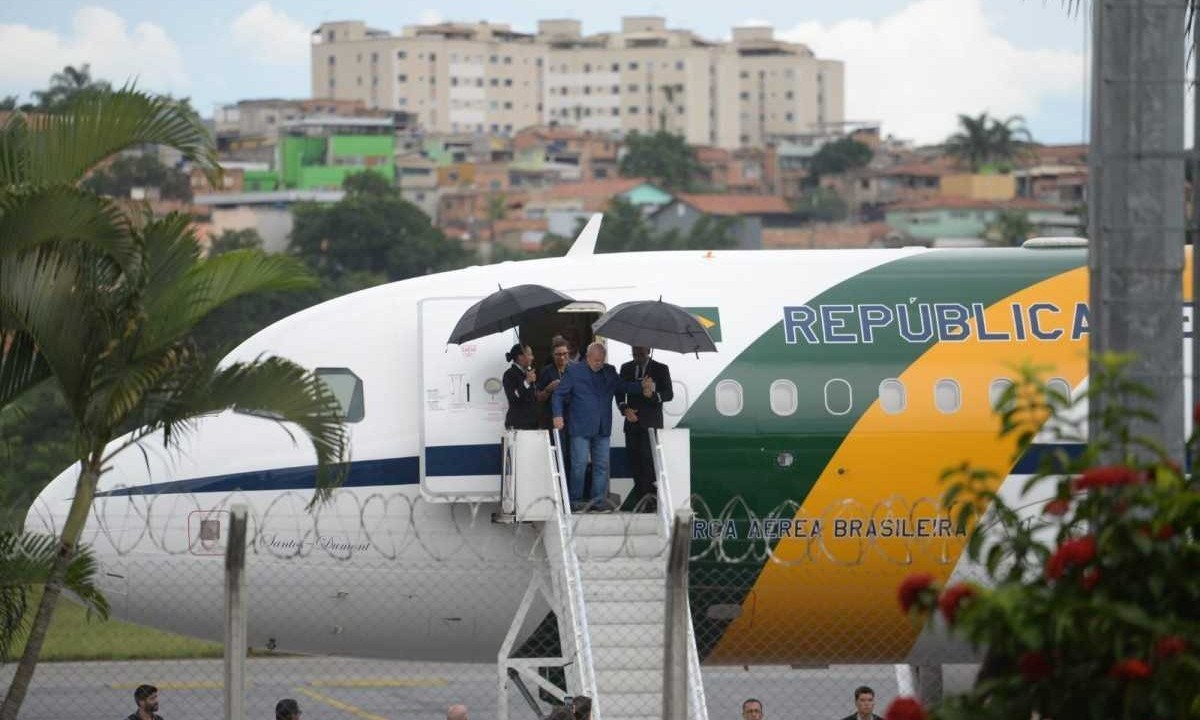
447 284 575 344
591 300 718 354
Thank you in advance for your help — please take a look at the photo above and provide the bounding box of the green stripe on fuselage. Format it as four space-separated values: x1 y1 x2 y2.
680 248 1086 658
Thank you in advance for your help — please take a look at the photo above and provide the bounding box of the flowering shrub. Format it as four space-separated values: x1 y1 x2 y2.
889 355 1199 720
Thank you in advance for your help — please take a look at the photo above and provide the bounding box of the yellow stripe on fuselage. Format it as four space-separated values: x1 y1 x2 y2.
710 266 1090 664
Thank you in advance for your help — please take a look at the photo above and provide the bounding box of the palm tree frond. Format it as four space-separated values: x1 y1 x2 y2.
0 330 52 408
143 356 349 506
0 532 109 661
136 220 316 353
0 88 219 188
0 186 137 272
0 250 95 413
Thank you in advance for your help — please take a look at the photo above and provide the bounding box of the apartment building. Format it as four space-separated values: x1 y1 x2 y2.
311 16 843 149
311 20 547 136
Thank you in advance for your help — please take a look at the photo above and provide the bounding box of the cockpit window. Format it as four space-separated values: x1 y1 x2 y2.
316 368 365 422
238 368 364 423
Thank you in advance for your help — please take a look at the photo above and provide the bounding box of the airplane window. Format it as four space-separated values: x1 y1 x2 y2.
988 378 1014 411
316 368 365 422
934 378 961 414
769 379 798 416
715 379 744 417
879 378 906 414
664 381 688 417
823 378 852 416
1046 377 1071 405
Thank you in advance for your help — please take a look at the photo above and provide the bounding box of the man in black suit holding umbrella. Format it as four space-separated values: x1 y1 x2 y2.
617 346 673 512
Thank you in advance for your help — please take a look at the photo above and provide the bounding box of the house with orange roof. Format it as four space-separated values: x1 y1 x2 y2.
649 193 797 249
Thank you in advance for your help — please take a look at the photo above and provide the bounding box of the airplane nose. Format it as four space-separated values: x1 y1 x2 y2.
24 462 79 538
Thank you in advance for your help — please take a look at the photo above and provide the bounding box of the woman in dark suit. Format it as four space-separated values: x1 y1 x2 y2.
502 343 539 429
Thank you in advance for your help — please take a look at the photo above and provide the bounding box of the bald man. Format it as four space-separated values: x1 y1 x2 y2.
447 704 468 720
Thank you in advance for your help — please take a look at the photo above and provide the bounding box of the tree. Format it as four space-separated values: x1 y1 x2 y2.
341 169 395 198
291 186 472 281
207 228 264 256
0 89 350 720
82 153 193 201
618 130 699 191
32 64 111 113
0 97 16 112
0 532 107 662
893 357 1199 720
792 187 850 223
807 137 873 182
945 112 1034 172
986 209 1035 245
486 193 507 242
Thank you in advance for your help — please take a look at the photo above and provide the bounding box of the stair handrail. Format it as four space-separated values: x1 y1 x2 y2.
650 428 675 537
685 609 709 720
548 428 599 712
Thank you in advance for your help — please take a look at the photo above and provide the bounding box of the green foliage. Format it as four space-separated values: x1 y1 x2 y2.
82 153 193 201
618 130 699 191
208 228 263 256
290 189 472 281
985 210 1035 246
590 197 737 253
0 533 108 662
807 138 873 181
0 97 16 112
341 169 396 198
32 65 111 113
904 355 1200 719
0 88 349 715
945 113 1034 172
792 187 850 223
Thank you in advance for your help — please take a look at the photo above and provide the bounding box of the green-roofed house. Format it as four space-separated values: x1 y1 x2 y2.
278 116 397 190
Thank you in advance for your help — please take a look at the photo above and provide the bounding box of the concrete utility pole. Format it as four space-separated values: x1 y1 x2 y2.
224 505 248 720
1088 0 1187 461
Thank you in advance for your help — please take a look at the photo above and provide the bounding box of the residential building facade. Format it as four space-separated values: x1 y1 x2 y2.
311 16 843 148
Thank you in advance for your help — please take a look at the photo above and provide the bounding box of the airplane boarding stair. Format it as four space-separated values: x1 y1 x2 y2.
496 429 708 720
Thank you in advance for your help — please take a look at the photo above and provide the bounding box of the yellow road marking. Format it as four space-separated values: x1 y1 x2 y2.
309 677 448 689
109 681 235 690
296 686 390 720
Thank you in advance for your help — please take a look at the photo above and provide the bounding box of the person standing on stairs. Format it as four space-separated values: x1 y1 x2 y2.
503 343 539 430
617 346 673 512
552 343 652 511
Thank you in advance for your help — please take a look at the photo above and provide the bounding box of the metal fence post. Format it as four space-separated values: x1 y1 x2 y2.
224 505 248 720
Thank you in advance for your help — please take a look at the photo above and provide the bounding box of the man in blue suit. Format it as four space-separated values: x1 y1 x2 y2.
552 343 652 511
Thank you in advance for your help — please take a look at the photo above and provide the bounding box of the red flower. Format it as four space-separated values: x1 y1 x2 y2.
1043 498 1071 516
938 583 978 625
1109 658 1152 680
897 572 937 614
1046 536 1097 581
1193 401 1200 427
1155 635 1187 659
884 696 926 720
1080 568 1102 591
1018 651 1052 681
1156 524 1175 540
1073 465 1141 491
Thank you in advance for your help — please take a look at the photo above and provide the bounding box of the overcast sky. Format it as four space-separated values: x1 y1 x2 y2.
0 0 1091 145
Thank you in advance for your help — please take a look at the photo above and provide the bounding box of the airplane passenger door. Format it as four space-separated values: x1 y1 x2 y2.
418 297 515 501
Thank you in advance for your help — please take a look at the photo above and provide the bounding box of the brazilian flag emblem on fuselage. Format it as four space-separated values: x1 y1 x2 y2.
685 307 721 342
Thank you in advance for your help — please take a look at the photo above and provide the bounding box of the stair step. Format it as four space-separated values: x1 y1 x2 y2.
583 579 666 603
595 668 663 694
578 559 668 581
591 645 664 670
567 513 662 536
572 534 671 560
590 625 664 648
596 693 665 720
586 600 664 625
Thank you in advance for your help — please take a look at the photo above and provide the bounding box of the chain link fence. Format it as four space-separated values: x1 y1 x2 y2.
2 488 988 720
